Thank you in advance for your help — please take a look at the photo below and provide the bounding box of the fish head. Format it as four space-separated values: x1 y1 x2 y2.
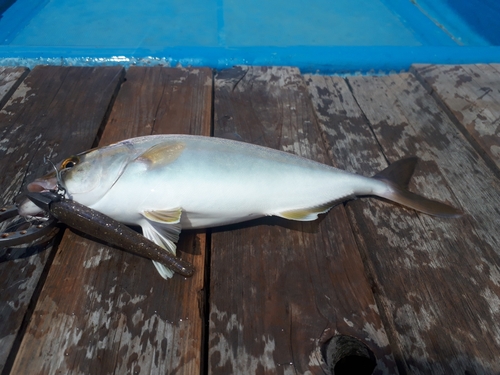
18 142 133 217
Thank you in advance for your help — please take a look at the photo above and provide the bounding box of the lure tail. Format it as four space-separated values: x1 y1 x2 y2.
372 157 463 218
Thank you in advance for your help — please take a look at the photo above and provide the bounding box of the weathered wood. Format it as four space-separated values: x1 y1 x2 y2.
4 63 499 375
0 67 29 110
343 72 500 374
10 67 212 375
100 66 212 142
411 64 500 175
0 65 124 374
209 66 397 375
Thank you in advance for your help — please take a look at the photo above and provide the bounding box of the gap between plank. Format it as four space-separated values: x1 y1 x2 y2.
201 69 216 375
338 76 410 375
91 68 126 149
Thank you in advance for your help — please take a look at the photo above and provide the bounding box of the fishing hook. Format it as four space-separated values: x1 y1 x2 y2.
44 156 67 197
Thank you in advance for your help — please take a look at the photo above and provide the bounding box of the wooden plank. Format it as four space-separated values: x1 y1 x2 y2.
11 67 212 375
209 66 397 375
0 67 29 110
411 64 500 175
0 65 124 374
343 72 500 374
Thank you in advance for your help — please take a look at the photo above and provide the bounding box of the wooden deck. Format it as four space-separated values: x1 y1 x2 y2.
0 64 499 375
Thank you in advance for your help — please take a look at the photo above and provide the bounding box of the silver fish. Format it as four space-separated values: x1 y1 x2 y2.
18 135 462 278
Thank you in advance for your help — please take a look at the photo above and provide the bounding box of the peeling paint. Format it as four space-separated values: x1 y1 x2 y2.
210 331 278 373
225 313 243 332
204 74 212 87
82 247 113 268
1 169 28 205
343 317 354 327
362 322 390 348
481 288 500 315
491 145 500 159
209 305 281 372
8 81 35 105
479 257 500 287
307 344 324 367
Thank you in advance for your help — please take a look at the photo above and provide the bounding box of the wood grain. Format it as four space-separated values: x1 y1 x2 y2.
3 63 499 375
412 64 500 175
0 66 124 374
344 72 500 374
0 67 29 110
10 67 212 375
209 66 397 375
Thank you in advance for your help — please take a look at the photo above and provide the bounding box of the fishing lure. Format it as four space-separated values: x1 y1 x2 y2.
26 191 194 277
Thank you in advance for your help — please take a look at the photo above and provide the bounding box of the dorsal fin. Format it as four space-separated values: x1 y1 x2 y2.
373 157 417 190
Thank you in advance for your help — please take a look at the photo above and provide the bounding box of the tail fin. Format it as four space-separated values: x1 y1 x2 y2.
373 157 463 218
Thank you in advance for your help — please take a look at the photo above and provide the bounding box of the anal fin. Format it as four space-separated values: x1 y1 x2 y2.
276 201 335 221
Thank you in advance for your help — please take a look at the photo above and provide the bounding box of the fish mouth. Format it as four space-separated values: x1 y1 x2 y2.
27 177 58 193
16 195 47 219
16 177 59 218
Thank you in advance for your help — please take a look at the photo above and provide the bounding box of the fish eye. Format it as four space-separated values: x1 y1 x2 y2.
61 156 79 169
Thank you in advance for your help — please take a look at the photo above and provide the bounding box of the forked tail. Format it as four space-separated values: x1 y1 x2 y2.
372 157 462 218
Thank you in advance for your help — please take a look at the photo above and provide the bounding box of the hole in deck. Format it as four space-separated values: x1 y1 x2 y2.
321 335 376 375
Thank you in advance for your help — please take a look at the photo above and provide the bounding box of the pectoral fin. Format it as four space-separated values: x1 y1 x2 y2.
143 208 182 224
141 208 183 279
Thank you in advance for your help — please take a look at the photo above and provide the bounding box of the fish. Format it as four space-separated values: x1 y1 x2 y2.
18 134 462 279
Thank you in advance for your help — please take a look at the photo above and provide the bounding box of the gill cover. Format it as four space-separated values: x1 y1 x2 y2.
60 142 134 206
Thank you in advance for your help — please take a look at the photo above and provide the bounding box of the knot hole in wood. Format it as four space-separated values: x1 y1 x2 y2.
321 335 376 375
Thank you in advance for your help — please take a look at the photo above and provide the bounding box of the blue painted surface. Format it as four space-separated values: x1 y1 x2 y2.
0 0 498 72
416 0 499 45
1 0 431 47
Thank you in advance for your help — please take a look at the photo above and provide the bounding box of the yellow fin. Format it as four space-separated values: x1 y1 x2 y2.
137 142 185 168
277 202 334 221
142 208 183 224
